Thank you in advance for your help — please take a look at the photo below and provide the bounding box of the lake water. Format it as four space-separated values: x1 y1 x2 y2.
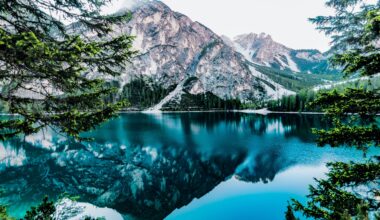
0 112 377 219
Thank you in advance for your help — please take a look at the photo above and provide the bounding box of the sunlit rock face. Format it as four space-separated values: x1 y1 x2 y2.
113 1 271 101
230 33 334 74
64 1 308 106
0 138 246 220
70 1 300 103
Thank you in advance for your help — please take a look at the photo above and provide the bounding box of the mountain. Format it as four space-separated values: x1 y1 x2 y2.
105 1 296 107
2 1 339 111
227 33 335 74
74 1 338 111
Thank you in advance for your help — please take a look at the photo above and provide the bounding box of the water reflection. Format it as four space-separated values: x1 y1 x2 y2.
0 113 372 219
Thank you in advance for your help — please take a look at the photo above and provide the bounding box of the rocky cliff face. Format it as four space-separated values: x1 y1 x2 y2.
230 33 334 74
99 1 295 105
70 0 341 110
6 1 334 110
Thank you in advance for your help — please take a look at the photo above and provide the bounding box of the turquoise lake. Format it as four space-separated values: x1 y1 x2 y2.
0 112 377 219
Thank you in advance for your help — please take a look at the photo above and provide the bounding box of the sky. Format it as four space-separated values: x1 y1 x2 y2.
160 0 335 52
104 0 337 52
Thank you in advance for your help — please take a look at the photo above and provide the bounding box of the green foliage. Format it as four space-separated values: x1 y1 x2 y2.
121 77 176 109
24 196 55 220
312 123 379 149
0 196 55 220
121 77 244 111
0 206 14 220
163 91 243 111
312 88 380 117
267 89 318 112
0 0 136 140
310 1 380 77
84 217 106 220
290 49 336 75
252 64 340 92
267 75 380 112
309 88 380 150
289 0 380 219
292 161 380 220
285 204 299 220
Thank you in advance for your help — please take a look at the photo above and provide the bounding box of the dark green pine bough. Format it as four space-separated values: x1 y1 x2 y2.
0 0 136 218
286 0 380 219
0 0 136 140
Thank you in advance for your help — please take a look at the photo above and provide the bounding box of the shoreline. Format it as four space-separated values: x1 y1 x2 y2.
5 110 377 116
0 109 326 116
118 108 326 115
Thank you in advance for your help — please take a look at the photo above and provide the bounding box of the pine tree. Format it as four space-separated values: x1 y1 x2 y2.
285 204 299 220
0 0 136 140
24 196 55 220
0 206 14 220
290 0 380 219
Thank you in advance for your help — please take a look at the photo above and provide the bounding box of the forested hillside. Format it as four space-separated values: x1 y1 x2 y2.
267 75 380 112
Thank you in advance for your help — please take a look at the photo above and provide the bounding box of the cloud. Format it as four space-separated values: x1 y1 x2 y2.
102 0 151 14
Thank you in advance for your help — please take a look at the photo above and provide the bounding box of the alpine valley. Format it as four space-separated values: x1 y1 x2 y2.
84 0 339 111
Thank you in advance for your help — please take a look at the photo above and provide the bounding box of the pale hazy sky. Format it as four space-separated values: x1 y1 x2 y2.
104 0 337 52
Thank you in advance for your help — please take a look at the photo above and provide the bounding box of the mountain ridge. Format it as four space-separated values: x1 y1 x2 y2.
111 1 296 103
223 32 334 74
78 0 338 110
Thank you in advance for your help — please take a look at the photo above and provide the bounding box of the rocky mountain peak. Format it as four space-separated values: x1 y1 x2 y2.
234 32 275 46
104 0 296 105
131 0 171 13
227 32 333 74
75 0 339 110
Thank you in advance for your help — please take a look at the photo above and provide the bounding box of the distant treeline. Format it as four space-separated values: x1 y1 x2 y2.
266 76 380 112
119 77 244 111
2 76 378 113
266 89 319 112
163 91 243 111
120 78 176 109
252 64 340 92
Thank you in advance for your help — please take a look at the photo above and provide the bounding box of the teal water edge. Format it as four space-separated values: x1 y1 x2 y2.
0 113 378 219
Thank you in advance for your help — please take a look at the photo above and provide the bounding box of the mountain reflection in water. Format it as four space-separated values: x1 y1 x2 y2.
0 113 375 219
